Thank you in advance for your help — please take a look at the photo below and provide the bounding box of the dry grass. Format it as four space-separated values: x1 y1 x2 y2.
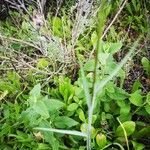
1 0 99 80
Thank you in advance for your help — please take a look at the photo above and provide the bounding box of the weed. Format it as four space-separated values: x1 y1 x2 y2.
0 0 150 149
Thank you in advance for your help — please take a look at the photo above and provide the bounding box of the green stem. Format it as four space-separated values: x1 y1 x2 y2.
117 117 130 150
102 142 125 150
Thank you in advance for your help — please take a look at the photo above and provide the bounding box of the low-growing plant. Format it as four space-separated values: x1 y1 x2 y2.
141 57 150 78
0 0 150 150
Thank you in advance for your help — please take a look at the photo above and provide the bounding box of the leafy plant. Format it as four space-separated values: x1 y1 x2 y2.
141 57 150 78
0 0 150 149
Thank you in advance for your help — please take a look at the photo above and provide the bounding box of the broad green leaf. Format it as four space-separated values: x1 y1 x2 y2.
29 84 42 105
117 99 126 107
43 98 65 112
63 89 69 102
58 77 74 103
54 116 78 128
136 121 146 127
38 143 51 149
119 114 132 123
115 137 126 144
95 39 140 96
136 126 150 138
67 103 78 111
105 82 115 93
102 42 110 53
132 141 145 150
68 94 74 104
92 115 97 124
104 59 117 74
101 112 106 121
44 132 59 150
33 101 49 118
146 92 150 105
106 114 113 120
84 59 95 71
109 42 122 54
30 84 41 98
108 87 129 100
141 57 150 78
120 104 130 114
98 53 110 65
129 90 143 106
39 122 59 150
22 108 40 126
145 104 150 115
73 96 80 103
91 31 98 48
75 87 84 99
96 133 107 148
80 123 96 138
141 57 149 71
132 80 142 92
116 121 136 137
77 108 86 122
104 103 110 112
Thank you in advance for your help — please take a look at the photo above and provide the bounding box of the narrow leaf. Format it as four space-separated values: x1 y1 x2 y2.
34 127 87 137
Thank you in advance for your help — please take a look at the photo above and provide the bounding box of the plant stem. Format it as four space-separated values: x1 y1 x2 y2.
117 117 130 150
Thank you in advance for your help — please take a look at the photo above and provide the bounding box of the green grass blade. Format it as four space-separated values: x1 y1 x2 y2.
79 61 91 109
79 61 92 149
94 39 140 97
89 38 140 150
34 127 87 137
